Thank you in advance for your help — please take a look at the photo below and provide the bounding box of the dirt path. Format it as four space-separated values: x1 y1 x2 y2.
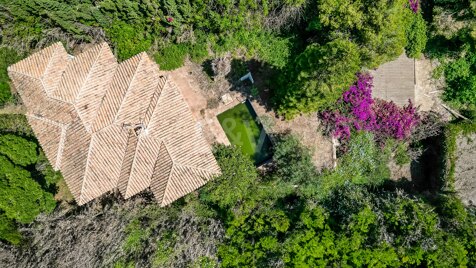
414 57 452 120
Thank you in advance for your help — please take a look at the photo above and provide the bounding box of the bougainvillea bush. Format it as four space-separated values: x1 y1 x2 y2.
321 73 420 142
409 0 419 13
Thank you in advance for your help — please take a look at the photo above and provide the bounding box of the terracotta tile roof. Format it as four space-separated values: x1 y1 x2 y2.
8 42 220 206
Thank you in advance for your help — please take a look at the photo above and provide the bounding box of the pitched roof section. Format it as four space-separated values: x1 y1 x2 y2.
8 42 220 206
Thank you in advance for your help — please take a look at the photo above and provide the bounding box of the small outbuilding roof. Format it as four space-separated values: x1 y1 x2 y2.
8 42 220 206
370 54 416 106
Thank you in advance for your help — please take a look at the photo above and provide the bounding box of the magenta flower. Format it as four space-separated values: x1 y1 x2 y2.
321 73 420 142
409 0 418 13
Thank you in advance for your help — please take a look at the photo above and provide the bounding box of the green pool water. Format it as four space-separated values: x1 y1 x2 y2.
217 101 272 165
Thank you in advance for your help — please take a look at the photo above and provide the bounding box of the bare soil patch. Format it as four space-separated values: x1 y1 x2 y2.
454 133 476 206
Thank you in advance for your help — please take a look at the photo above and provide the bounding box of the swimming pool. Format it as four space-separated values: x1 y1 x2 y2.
217 100 272 165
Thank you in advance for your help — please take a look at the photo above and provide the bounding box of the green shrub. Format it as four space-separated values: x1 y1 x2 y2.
154 43 188 70
0 134 38 166
276 39 361 118
200 144 258 210
0 114 34 137
442 121 476 190
152 231 176 267
188 42 209 63
107 21 152 61
36 151 62 188
302 132 390 199
0 47 21 107
0 214 22 245
0 82 13 106
123 219 151 256
0 155 56 224
394 142 411 166
442 53 476 109
405 12 427 58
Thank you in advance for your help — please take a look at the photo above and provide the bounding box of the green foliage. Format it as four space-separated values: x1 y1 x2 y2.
428 0 476 111
442 121 476 190
0 214 22 245
0 134 38 166
36 151 63 188
123 218 151 256
277 39 361 118
218 208 290 267
0 116 60 244
107 21 152 60
113 260 135 268
154 43 188 70
200 144 258 210
405 12 427 58
0 82 13 106
189 256 219 268
302 132 390 199
394 142 411 166
317 0 364 31
0 47 21 106
442 52 476 109
188 42 209 63
152 231 176 267
271 135 317 186
0 114 35 137
0 155 56 224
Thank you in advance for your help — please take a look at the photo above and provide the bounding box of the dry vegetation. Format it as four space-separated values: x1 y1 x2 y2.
0 193 223 267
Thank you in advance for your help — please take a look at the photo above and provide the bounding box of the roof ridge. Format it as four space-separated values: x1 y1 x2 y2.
159 142 175 206
78 126 97 205
7 42 62 74
73 43 108 104
113 53 146 124
172 162 219 177
54 125 68 170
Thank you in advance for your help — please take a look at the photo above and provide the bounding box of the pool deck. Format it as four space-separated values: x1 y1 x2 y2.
167 64 334 170
167 67 241 146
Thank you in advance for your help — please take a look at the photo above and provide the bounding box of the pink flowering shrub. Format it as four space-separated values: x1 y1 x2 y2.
409 0 419 13
321 73 420 141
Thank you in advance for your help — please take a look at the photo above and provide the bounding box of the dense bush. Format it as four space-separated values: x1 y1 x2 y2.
405 12 427 58
427 0 476 112
0 134 38 166
0 155 56 224
0 0 295 70
0 214 22 245
0 116 59 245
207 140 476 267
200 144 258 210
154 44 188 71
0 47 21 106
301 132 391 199
442 53 476 109
276 39 361 118
107 21 152 61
